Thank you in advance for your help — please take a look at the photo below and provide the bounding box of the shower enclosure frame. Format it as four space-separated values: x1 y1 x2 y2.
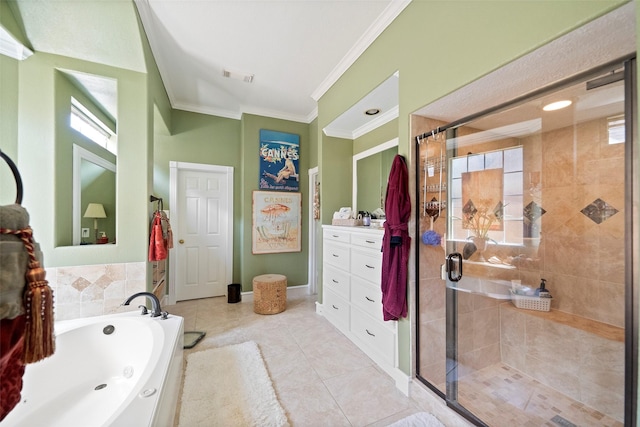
413 55 638 426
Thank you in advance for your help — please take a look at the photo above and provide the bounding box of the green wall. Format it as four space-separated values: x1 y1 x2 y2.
80 166 116 243
153 111 311 290
308 117 319 169
53 70 117 246
153 110 243 283
317 0 629 377
239 114 310 290
0 53 19 206
2 0 637 409
0 0 21 205
14 52 151 267
353 118 398 155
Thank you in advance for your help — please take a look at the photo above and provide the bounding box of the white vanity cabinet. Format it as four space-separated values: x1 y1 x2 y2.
322 226 403 390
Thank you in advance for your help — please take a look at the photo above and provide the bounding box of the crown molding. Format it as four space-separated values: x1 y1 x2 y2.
311 0 410 102
241 105 311 124
322 127 354 139
173 102 242 120
0 25 33 60
352 105 398 139
323 105 398 140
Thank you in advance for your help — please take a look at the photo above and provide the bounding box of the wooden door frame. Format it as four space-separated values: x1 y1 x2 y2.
168 161 234 305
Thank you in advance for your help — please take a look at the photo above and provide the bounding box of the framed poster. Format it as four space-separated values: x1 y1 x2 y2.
259 129 300 192
252 191 302 254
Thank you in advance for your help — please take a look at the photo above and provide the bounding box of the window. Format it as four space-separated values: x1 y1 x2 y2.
70 97 116 155
608 114 625 144
449 146 524 245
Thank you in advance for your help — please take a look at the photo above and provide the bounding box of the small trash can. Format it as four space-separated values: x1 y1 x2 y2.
227 283 242 303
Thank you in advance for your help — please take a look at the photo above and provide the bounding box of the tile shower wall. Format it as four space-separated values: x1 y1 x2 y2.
47 262 146 321
500 304 624 420
414 113 626 422
522 117 626 328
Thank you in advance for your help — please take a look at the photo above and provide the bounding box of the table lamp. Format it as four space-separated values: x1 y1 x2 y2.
84 203 107 243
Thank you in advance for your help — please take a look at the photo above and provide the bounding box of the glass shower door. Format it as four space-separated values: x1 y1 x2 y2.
441 63 629 426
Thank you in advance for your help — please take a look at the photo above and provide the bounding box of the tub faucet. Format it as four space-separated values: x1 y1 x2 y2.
123 292 167 319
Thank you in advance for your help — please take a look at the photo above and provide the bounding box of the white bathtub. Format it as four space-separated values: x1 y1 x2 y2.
0 311 184 427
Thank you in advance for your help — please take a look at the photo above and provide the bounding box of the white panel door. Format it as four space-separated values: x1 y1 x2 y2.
176 167 230 301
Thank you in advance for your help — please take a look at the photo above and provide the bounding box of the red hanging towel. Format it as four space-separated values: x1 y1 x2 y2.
381 155 411 321
148 213 167 261
0 316 25 421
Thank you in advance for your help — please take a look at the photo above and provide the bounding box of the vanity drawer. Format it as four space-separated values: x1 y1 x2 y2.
324 289 349 332
351 232 383 251
323 242 350 270
350 308 394 366
323 228 351 244
350 248 382 283
323 264 350 300
351 276 386 325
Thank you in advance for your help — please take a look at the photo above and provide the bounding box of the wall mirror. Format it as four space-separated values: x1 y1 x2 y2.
353 137 398 215
55 70 117 246
72 145 116 245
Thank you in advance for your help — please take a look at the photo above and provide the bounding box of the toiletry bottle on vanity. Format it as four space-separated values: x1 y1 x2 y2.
535 278 551 298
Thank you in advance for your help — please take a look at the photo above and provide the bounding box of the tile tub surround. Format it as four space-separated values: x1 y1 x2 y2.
47 261 146 321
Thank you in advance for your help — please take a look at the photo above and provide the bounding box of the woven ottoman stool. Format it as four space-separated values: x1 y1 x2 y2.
253 274 287 314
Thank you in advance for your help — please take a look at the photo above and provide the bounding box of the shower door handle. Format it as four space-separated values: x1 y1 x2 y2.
446 252 463 282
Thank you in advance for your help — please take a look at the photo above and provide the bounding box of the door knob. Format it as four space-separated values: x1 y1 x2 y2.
179 239 184 244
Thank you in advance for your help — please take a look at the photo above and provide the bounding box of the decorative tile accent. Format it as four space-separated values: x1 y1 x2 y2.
523 201 546 222
462 199 477 218
52 262 145 321
581 198 619 224
492 201 505 220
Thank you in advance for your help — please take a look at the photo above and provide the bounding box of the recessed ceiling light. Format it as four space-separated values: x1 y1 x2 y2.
542 100 572 111
223 69 254 83
365 108 380 116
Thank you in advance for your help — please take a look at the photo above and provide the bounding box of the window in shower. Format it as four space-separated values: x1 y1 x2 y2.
415 58 634 426
449 146 524 246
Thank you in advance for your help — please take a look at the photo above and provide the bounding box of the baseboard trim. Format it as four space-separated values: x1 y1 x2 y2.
240 284 310 302
315 302 410 396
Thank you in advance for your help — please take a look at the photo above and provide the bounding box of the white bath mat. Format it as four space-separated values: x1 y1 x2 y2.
178 340 289 427
387 412 445 427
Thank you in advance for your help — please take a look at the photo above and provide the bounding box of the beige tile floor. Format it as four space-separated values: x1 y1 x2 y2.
456 363 624 427
165 293 448 427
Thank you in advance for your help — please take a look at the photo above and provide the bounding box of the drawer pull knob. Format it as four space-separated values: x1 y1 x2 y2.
332 279 339 283
366 329 375 337
332 305 339 310
332 234 339 238
333 254 339 257
365 296 374 302
366 240 375 244
365 264 375 269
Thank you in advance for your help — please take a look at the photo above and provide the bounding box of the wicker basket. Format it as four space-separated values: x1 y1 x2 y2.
253 274 287 315
331 218 363 226
510 290 551 312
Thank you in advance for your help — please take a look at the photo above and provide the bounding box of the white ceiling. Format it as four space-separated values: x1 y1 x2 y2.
7 1 635 133
7 0 410 125
135 0 409 123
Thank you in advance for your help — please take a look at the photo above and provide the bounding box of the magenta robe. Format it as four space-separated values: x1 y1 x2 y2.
381 155 411 321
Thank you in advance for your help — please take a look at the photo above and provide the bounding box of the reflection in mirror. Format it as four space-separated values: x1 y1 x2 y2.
55 70 117 246
73 145 116 245
353 138 398 215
